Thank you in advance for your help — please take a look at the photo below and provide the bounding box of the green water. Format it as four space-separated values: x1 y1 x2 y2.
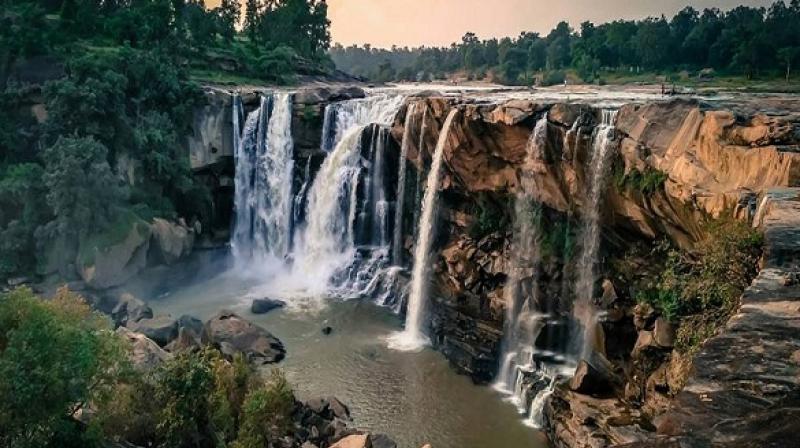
141 264 548 448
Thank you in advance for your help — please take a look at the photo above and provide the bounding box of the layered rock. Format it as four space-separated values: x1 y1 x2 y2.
390 96 800 446
648 189 800 446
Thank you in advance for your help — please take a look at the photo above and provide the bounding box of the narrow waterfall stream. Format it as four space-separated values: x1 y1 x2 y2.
575 109 619 357
393 103 417 266
492 114 577 428
388 108 460 351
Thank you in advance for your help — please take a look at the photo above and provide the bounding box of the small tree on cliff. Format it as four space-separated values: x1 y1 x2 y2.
778 47 800 82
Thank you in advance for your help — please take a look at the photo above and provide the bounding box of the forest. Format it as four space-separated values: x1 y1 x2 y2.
329 1 800 85
0 0 331 284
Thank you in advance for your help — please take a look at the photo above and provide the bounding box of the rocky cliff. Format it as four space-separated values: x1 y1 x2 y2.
390 95 800 446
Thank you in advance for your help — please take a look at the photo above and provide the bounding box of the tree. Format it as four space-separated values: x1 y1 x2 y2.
218 0 240 41
778 47 800 82
42 136 127 242
634 17 672 69
231 370 294 448
244 0 261 42
0 287 128 448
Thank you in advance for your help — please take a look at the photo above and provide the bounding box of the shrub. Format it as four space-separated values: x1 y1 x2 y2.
614 166 668 195
634 218 762 352
0 287 128 448
231 370 295 448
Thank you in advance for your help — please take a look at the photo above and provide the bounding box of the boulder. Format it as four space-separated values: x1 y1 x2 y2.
111 293 153 327
127 315 179 347
652 318 676 348
569 352 620 395
78 220 152 289
631 330 658 357
370 434 397 448
330 434 371 448
116 327 172 370
177 314 204 337
202 310 285 364
165 327 202 353
328 396 351 421
251 297 286 314
149 218 194 265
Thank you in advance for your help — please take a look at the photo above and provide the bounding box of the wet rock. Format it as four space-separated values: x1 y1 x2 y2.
328 396 351 420
111 293 153 327
116 326 172 370
330 434 371 448
127 315 179 347
203 310 285 364
251 297 286 314
370 434 397 448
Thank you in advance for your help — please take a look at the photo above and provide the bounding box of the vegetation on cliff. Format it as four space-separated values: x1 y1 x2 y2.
0 287 298 448
330 1 800 87
628 219 763 352
0 0 334 283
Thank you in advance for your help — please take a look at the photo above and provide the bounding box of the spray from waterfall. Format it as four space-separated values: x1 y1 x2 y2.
393 103 417 265
574 109 618 358
388 108 459 351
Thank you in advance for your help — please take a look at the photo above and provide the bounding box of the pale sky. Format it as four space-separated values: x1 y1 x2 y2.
210 0 776 48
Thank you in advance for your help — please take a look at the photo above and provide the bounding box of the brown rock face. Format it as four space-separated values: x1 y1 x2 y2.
390 96 800 447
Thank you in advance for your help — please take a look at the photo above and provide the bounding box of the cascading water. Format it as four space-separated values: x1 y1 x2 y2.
289 95 405 297
494 115 548 393
392 103 417 266
388 108 460 351
232 93 295 263
574 109 619 357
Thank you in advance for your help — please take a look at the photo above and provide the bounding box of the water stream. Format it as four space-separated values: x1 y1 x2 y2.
388 108 460 352
575 109 619 357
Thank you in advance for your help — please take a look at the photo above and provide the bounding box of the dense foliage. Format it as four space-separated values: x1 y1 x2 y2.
330 1 800 84
0 0 333 283
0 287 297 448
632 219 763 352
0 287 127 448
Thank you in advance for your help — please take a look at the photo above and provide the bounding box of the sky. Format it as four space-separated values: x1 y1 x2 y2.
210 0 776 48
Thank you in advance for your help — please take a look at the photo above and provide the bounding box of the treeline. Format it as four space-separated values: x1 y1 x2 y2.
330 1 800 84
0 0 331 283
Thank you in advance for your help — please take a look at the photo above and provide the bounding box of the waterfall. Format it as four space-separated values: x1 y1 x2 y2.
526 374 557 428
393 103 417 265
320 104 337 152
232 93 295 263
388 108 459 351
575 109 618 357
493 115 549 405
290 95 405 296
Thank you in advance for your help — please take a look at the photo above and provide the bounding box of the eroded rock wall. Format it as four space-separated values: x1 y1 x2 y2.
391 96 800 444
